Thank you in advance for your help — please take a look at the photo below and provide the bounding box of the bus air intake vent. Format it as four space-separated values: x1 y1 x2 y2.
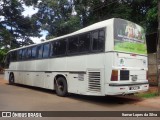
88 72 101 92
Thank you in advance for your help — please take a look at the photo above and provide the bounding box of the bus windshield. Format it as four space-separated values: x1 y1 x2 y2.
114 18 147 55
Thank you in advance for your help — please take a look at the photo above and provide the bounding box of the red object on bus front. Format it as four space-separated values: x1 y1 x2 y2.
111 70 118 81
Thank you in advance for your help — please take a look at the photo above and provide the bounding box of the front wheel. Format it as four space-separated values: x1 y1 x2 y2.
9 73 14 85
55 77 68 97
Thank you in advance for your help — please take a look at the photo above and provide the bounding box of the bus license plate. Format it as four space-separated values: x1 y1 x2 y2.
129 86 140 90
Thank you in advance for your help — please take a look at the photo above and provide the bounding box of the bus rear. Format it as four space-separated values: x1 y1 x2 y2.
105 18 149 95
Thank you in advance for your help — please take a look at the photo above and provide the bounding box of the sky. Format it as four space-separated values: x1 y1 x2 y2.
22 5 48 43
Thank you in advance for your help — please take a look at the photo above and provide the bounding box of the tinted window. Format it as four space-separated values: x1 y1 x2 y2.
31 46 37 59
18 50 22 60
37 45 43 59
51 40 66 56
22 49 27 60
27 47 32 59
11 51 17 61
79 33 90 52
68 36 79 53
99 30 105 50
43 43 50 58
92 29 105 51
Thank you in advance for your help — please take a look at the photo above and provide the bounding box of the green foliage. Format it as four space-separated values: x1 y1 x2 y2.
0 49 7 64
28 0 158 39
136 92 158 98
0 0 41 50
114 42 147 54
146 0 158 33
0 0 158 46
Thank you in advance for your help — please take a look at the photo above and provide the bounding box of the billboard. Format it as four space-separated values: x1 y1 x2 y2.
114 18 147 54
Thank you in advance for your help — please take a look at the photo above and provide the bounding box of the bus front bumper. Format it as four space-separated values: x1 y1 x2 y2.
105 82 149 95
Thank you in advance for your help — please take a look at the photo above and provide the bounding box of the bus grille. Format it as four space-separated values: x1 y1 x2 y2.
88 72 101 92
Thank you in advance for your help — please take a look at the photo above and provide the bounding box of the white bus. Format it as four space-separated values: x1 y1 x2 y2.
4 18 149 96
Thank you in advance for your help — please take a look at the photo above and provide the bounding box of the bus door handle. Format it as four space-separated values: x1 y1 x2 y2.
36 75 39 76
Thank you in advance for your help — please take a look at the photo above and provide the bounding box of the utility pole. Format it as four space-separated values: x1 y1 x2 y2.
157 0 160 95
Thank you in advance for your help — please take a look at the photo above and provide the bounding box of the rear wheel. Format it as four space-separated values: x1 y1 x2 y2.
9 73 14 85
55 77 68 97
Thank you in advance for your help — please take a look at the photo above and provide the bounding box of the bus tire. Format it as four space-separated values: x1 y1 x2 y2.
55 77 68 97
9 73 14 85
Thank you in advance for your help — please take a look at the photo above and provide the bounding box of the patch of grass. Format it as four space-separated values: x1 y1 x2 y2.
135 92 158 98
114 42 147 54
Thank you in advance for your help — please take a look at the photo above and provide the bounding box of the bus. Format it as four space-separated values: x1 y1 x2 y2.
4 18 149 96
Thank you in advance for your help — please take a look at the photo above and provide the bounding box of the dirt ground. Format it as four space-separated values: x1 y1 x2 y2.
1 74 160 110
147 86 158 93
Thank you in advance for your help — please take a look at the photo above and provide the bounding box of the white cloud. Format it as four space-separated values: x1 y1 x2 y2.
0 16 5 21
31 30 48 43
30 37 42 43
22 4 38 17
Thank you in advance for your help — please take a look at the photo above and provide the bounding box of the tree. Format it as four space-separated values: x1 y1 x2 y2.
0 49 7 66
146 0 158 33
0 0 41 49
28 0 82 39
24 0 157 39
86 0 157 34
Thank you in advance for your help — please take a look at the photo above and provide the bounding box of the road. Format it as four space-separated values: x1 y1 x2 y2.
0 74 159 120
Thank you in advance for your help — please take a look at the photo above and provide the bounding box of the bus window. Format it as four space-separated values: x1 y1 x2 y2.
99 30 105 50
92 30 105 51
68 36 79 54
22 49 27 60
18 50 22 60
51 40 66 56
43 43 50 58
37 45 43 59
27 47 32 59
31 46 37 59
79 33 90 52
11 51 17 61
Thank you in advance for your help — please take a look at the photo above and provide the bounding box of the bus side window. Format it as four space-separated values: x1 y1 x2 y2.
31 46 37 59
11 51 17 61
27 47 32 59
18 50 22 60
99 30 105 50
68 36 79 54
92 29 105 51
79 33 90 53
37 45 43 59
22 49 27 60
43 43 50 58
51 40 66 56
13 51 17 61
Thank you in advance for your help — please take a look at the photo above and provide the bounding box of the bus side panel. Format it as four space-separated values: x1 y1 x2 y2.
48 58 67 72
44 73 54 90
4 70 9 81
67 54 106 96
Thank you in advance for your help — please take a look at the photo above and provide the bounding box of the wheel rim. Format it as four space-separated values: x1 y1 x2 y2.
57 81 64 92
10 74 14 83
